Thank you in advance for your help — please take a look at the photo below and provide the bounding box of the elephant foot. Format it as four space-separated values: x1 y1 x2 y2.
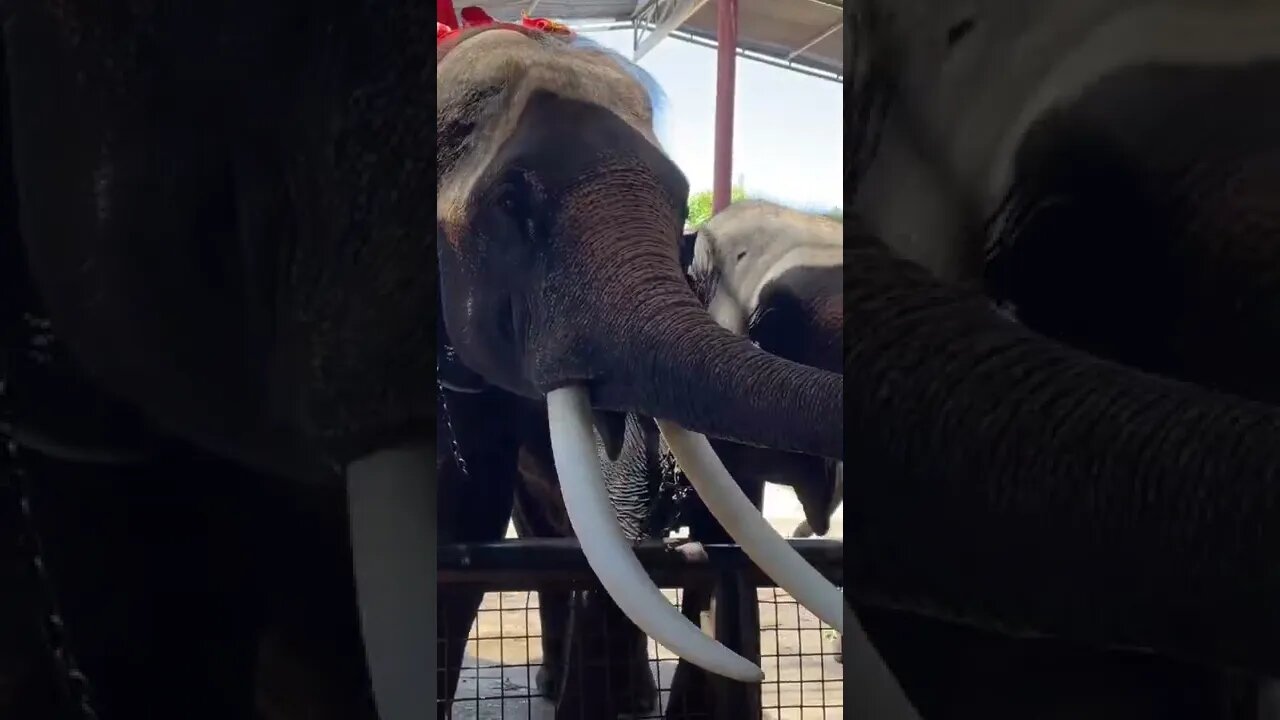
614 677 657 715
535 662 559 699
544 661 656 715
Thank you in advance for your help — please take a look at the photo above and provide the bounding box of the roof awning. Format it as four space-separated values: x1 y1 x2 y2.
459 0 844 81
635 0 841 79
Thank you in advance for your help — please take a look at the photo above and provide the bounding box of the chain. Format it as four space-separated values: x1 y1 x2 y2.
655 437 693 535
1 319 101 720
436 378 469 478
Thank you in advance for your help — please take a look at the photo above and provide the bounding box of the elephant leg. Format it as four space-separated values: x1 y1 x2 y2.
664 584 714 718
531 587 570 700
436 426 521 716
511 490 569 701
252 482 377 720
510 457 571 701
554 590 621 720
666 478 766 719
0 486 62 718
23 451 264 720
603 591 657 715
437 587 487 720
553 589 656 719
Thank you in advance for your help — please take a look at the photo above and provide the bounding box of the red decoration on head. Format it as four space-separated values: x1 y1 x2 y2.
519 11 571 36
437 0 458 28
437 4 574 49
459 6 495 25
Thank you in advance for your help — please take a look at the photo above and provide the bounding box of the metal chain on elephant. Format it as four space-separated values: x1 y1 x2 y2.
656 437 693 536
437 378 469 478
1 343 102 720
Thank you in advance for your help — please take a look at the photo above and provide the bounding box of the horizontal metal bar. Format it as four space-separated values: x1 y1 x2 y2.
565 20 844 84
634 0 714 61
665 26 844 82
569 20 635 32
438 538 843 590
787 18 844 61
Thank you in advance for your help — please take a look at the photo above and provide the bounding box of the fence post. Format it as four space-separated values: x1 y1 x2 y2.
709 569 762 717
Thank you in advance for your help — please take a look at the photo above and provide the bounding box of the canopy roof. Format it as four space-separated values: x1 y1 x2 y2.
470 0 844 81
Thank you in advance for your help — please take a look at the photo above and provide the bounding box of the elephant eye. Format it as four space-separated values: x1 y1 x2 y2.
494 170 547 240
496 182 524 215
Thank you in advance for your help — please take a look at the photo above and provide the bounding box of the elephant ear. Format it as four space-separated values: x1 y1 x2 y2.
592 409 628 462
678 228 699 272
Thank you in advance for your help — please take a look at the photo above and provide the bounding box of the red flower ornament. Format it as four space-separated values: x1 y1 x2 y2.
520 12 572 36
438 5 574 49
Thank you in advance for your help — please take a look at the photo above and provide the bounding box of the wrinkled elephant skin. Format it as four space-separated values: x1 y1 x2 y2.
848 2 1280 717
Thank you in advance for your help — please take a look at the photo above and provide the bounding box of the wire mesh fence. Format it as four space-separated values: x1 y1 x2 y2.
438 539 844 720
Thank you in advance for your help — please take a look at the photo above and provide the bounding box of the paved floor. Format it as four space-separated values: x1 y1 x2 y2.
449 486 844 719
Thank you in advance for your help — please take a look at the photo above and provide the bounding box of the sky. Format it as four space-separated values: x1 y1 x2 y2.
578 28 844 213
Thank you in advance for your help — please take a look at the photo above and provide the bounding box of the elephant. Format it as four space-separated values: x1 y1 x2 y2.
686 200 844 536
504 200 847 716
434 22 851 714
437 17 850 705
843 1 1280 717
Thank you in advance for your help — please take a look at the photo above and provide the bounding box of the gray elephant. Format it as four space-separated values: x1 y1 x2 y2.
844 1 1280 717
687 201 844 535
434 25 851 716
505 200 847 716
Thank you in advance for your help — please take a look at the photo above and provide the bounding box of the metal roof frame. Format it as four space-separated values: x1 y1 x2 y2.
459 1 844 82
632 0 842 80
440 0 843 218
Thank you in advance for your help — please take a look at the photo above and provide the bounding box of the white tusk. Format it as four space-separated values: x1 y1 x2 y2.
346 445 435 720
656 425 922 716
547 386 764 683
656 422 846 633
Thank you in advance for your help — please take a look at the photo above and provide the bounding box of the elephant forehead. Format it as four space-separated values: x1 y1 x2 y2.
982 3 1280 203
439 27 536 62
436 32 659 244
693 202 842 330
877 0 1280 210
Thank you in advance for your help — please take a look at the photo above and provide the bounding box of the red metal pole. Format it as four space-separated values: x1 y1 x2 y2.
712 0 739 214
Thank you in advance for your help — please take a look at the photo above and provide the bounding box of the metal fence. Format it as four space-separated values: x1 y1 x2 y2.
438 538 844 720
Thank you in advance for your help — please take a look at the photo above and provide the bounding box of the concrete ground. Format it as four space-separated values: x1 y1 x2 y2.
448 485 844 719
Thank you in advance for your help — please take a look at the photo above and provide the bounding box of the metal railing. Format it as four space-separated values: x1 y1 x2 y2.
439 538 844 719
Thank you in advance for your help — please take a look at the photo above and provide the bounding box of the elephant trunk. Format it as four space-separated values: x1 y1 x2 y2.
544 179 842 461
537 176 853 666
842 218 1280 673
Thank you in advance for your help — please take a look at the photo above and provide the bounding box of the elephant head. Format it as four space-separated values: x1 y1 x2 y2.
436 28 842 459
853 0 1280 401
437 26 845 687
842 4 1280 710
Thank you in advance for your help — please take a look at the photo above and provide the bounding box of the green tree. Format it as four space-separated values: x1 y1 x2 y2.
686 187 842 227
686 186 747 228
